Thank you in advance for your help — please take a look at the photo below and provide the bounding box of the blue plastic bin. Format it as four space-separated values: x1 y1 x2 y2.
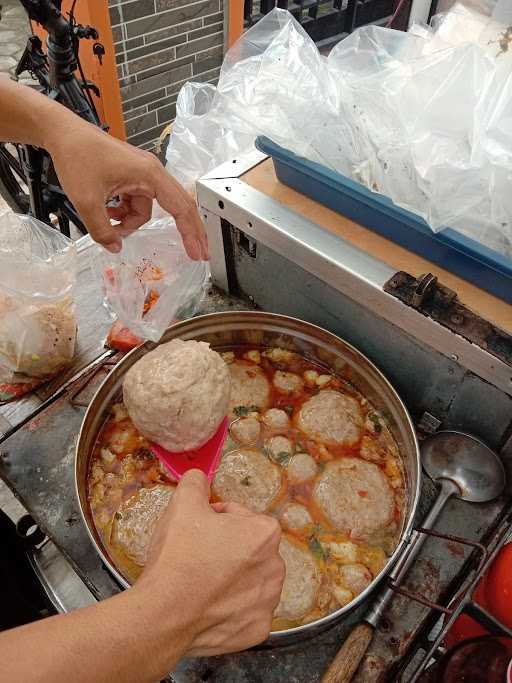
255 136 512 304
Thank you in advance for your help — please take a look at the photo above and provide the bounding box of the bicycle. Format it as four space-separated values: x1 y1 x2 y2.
0 0 106 237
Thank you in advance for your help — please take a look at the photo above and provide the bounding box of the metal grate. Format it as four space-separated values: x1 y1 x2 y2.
244 0 405 46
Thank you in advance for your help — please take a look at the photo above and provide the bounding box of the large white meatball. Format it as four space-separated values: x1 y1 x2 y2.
212 448 282 513
123 339 230 452
275 536 320 621
313 458 394 537
112 484 174 566
287 453 318 485
297 390 364 447
229 361 271 419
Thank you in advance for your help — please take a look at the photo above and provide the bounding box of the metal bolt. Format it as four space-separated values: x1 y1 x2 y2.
451 313 463 325
450 353 459 361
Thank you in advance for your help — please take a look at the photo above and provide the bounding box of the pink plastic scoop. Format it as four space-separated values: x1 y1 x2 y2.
150 416 229 483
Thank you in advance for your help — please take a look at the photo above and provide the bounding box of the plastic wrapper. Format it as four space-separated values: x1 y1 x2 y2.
93 216 208 343
165 4 512 258
0 212 77 401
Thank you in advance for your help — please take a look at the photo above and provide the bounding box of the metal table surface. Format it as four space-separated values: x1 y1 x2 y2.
0 292 509 679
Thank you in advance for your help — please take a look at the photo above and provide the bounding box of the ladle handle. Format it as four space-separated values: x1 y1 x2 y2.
320 623 374 683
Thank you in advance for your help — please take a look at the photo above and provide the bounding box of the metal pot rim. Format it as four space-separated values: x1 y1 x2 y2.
75 310 421 642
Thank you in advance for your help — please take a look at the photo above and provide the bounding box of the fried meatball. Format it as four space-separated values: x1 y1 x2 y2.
230 416 261 445
112 484 174 566
297 390 363 447
273 371 304 395
313 458 394 537
275 536 321 621
262 408 290 434
229 361 271 419
280 503 313 532
339 563 372 595
287 453 318 485
265 435 294 463
212 448 282 513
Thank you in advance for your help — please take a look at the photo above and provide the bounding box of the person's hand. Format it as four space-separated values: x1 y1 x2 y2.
47 120 208 260
135 469 285 656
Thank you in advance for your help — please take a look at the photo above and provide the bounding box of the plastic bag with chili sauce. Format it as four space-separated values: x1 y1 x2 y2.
0 211 77 402
93 216 208 345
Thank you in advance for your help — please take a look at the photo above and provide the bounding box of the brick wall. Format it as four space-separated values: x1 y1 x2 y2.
110 0 225 150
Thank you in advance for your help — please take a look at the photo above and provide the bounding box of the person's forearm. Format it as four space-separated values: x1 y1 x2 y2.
0 587 192 683
0 76 84 153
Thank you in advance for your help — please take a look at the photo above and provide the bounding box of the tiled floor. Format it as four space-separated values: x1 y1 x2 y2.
0 0 32 81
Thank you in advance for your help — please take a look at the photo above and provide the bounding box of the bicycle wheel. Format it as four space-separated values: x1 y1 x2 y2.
0 143 30 214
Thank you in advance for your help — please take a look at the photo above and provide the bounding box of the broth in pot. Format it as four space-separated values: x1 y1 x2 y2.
88 345 405 631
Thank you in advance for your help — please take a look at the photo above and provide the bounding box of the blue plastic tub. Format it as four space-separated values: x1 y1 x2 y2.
255 136 512 304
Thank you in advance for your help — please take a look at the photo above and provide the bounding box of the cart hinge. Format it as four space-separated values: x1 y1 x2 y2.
384 272 512 367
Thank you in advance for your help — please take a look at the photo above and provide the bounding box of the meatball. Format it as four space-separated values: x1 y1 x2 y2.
273 371 304 395
265 436 294 464
287 453 318 485
230 417 261 445
275 536 321 621
112 484 174 566
339 563 372 595
229 361 271 419
296 390 363 447
262 408 290 434
313 458 394 537
212 448 282 513
280 503 313 531
123 339 230 452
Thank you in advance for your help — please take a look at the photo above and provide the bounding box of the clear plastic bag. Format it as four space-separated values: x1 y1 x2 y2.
93 216 208 343
165 5 512 257
0 212 77 382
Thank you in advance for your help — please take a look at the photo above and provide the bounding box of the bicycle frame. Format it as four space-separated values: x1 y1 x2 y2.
0 0 102 236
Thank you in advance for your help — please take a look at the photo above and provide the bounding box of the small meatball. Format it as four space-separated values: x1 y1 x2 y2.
262 408 290 434
265 436 293 465
244 349 261 364
339 563 372 595
360 435 387 463
316 375 333 388
358 546 387 576
313 458 395 537
222 351 235 364
100 447 116 465
281 503 313 531
273 371 304 395
275 536 321 621
213 448 282 513
287 453 318 485
303 370 319 386
384 456 403 489
328 540 358 564
297 390 363 447
332 585 353 607
230 416 261 445
263 348 297 365
229 361 271 419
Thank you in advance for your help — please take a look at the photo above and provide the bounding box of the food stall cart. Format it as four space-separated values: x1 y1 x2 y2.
1 149 511 681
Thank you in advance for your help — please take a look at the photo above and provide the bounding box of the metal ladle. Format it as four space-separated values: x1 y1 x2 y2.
321 430 506 683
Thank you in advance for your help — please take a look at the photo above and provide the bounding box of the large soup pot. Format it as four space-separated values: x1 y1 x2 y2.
76 311 421 645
